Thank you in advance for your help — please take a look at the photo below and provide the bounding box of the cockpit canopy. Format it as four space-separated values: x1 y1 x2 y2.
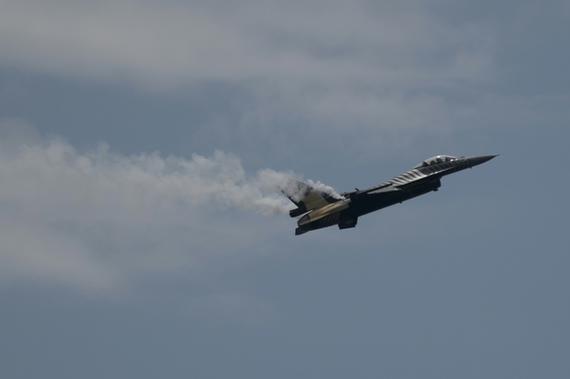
414 155 458 169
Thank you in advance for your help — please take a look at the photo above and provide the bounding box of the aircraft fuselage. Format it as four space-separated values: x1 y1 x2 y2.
294 155 496 235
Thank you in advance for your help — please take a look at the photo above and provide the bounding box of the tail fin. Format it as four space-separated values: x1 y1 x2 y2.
281 179 343 217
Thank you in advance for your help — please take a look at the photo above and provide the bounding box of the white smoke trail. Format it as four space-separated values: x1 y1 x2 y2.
0 123 341 290
0 121 342 217
255 169 343 204
0 140 297 215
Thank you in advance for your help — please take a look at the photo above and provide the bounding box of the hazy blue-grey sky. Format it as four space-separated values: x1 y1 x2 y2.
1 1 569 378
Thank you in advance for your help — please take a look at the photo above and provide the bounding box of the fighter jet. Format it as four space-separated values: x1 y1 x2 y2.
283 155 497 235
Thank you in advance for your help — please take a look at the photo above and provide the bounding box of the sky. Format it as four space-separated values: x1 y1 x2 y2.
1 0 569 378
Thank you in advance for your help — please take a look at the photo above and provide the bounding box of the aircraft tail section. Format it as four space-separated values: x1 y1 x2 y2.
281 179 343 217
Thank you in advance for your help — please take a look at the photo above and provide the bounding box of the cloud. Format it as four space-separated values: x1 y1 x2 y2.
0 0 492 86
0 0 497 132
0 120 319 291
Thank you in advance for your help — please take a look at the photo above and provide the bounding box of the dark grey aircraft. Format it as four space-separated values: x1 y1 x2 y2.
283 155 497 235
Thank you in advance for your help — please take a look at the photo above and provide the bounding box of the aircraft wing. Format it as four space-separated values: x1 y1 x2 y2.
391 173 442 190
281 179 343 217
363 173 441 195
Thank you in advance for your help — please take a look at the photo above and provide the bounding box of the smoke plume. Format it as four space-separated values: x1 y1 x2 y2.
0 123 341 290
0 137 304 215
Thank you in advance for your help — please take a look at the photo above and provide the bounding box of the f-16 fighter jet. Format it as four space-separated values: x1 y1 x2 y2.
283 155 497 235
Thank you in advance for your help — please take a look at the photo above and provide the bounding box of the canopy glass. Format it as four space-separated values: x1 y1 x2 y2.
414 155 457 168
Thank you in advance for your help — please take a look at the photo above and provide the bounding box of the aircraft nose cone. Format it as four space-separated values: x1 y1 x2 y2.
468 154 498 167
477 154 499 163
